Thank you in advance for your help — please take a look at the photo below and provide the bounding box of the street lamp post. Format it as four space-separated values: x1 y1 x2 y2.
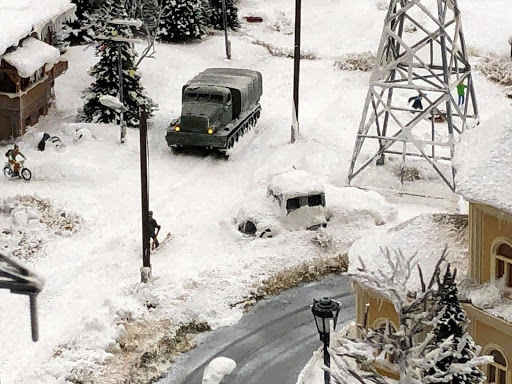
99 14 143 144
312 297 341 384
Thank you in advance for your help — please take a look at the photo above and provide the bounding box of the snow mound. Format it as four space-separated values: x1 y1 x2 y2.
454 108 512 215
326 186 398 228
202 357 236 384
0 195 82 259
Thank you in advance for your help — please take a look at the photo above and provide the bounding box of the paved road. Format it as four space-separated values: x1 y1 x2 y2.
159 274 355 384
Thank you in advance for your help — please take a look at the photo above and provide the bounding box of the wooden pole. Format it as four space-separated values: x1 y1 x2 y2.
291 0 301 143
140 107 151 283
221 0 231 60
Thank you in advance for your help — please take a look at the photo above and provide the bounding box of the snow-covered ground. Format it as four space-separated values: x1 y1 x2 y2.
0 0 510 383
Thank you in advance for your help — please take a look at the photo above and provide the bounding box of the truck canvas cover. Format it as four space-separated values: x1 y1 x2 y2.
183 68 263 118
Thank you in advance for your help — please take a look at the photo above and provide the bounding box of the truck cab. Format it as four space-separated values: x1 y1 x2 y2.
175 86 233 135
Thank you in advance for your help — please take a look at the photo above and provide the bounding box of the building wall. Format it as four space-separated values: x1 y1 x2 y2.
469 203 512 284
465 304 512 383
355 284 512 382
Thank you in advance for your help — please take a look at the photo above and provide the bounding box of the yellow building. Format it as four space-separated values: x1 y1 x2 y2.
349 110 512 383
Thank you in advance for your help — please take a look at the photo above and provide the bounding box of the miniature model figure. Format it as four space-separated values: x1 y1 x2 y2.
6 144 26 175
148 211 161 250
457 81 467 106
408 93 424 110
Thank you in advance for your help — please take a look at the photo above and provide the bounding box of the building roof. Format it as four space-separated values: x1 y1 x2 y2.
348 213 468 292
0 0 75 57
454 109 512 215
3 37 61 78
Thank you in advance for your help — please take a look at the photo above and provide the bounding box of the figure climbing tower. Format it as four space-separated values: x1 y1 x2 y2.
347 0 478 192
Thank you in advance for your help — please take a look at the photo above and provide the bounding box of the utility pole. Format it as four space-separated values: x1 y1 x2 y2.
139 107 151 283
221 0 231 59
291 0 301 143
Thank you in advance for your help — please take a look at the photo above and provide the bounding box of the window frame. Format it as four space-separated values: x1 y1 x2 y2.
483 345 509 384
491 238 512 288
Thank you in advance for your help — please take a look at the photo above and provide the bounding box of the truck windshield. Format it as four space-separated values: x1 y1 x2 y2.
184 92 197 101
210 94 224 103
198 93 209 101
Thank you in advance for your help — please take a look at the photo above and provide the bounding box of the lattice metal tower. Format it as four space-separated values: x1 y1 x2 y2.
347 0 478 192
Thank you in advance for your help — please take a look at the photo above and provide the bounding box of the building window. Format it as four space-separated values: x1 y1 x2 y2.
493 242 512 287
487 349 507 384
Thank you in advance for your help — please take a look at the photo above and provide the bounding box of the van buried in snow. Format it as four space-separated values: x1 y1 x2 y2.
236 170 328 238
166 68 263 152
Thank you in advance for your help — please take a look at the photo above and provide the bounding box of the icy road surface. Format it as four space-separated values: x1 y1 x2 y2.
162 274 354 384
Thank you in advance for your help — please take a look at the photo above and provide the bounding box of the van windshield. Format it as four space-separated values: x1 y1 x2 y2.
286 198 301 213
308 194 323 207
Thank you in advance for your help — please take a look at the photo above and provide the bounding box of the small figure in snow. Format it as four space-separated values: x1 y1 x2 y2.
408 93 425 111
148 211 161 250
457 81 467 106
6 144 26 175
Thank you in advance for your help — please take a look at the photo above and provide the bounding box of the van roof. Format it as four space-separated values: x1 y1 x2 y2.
269 170 324 198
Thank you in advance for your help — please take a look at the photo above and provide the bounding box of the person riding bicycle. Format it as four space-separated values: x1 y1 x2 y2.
6 144 26 176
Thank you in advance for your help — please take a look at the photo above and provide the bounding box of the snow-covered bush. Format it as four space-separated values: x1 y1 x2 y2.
334 52 376 72
375 0 388 11
252 40 318 60
477 55 512 86
0 195 82 260
158 0 205 42
267 12 294 35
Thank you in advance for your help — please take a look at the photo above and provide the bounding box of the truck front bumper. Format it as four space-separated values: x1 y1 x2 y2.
166 130 227 149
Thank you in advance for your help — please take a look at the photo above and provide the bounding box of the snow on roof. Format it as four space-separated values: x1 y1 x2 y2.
0 0 75 57
348 213 468 291
269 170 324 198
3 37 60 78
454 109 512 215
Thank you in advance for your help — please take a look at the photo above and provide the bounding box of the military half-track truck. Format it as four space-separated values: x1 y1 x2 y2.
166 68 263 151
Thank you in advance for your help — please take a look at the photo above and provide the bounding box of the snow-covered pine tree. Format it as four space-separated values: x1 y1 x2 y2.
422 269 485 384
206 0 240 30
158 0 204 42
65 0 101 44
80 1 155 127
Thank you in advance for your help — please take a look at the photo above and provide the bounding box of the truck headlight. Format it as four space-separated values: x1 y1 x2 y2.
174 126 180 132
207 128 214 135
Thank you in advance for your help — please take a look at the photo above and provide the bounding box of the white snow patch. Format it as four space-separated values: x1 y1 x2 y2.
0 0 75 57
202 357 236 384
348 213 468 291
2 37 61 78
